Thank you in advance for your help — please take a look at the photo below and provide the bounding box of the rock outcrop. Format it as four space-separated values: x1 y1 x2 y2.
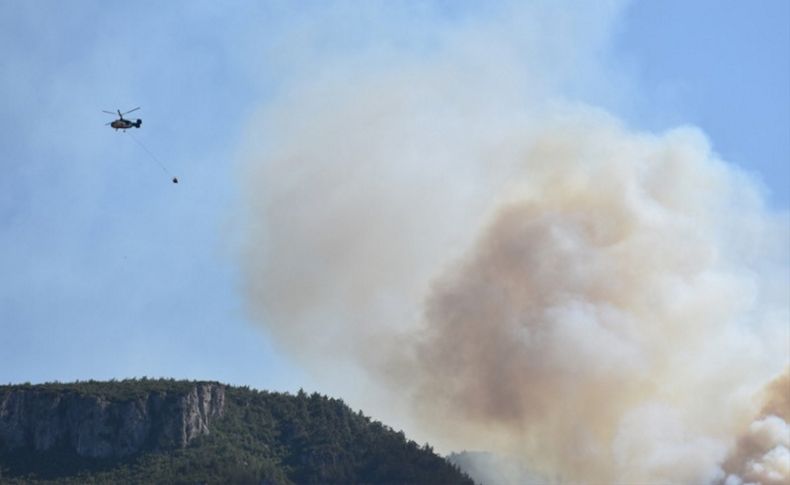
0 382 224 458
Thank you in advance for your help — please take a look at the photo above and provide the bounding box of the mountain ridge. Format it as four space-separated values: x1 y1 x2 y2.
0 379 474 484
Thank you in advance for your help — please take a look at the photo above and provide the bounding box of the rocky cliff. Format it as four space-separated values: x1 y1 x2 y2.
0 382 224 458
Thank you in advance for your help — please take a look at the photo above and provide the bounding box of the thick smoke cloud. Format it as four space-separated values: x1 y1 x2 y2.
239 3 789 483
403 115 788 483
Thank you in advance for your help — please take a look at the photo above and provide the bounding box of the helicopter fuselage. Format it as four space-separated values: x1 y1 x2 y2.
110 118 142 130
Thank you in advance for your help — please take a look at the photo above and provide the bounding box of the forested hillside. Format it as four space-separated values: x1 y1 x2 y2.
0 379 473 484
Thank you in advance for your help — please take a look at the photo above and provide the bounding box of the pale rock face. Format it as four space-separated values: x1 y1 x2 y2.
0 383 225 458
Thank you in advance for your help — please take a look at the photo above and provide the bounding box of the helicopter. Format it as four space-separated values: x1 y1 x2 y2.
104 107 142 131
104 106 178 183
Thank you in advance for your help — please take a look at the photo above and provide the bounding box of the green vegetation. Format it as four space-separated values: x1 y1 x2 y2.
0 377 200 401
0 380 474 484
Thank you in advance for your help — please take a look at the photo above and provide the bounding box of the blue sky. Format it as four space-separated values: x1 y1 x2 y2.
615 0 790 204
1 0 787 393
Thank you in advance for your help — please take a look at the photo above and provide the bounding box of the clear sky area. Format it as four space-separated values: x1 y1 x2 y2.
1 0 787 397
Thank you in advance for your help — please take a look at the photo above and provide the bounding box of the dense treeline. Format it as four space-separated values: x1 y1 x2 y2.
0 380 474 484
0 377 202 401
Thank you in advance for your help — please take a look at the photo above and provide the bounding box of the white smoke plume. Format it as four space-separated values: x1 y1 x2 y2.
238 2 789 483
722 371 790 485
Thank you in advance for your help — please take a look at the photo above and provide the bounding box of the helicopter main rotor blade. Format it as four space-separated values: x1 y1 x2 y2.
102 110 116 115
122 107 140 116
